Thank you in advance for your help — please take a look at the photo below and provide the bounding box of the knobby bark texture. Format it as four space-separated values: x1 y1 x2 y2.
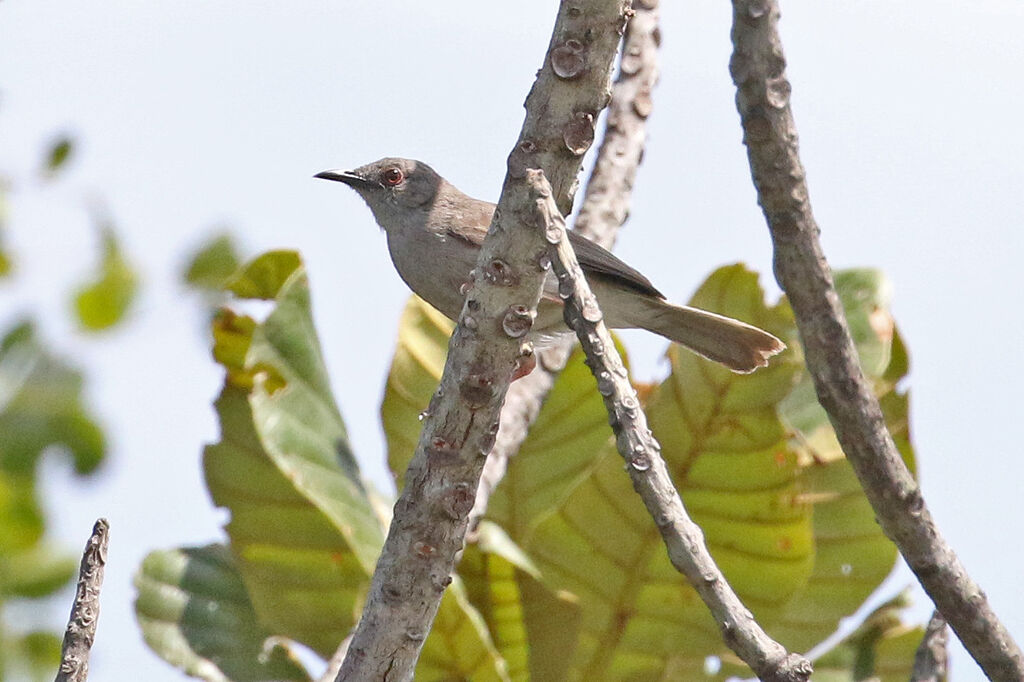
55 518 109 682
531 170 812 681
470 0 662 528
335 2 631 680
729 1 1024 679
911 611 949 682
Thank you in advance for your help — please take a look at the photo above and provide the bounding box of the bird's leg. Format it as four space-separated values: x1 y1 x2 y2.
511 349 536 381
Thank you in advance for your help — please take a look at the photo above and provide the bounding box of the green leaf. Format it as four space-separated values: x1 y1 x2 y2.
0 187 12 278
811 591 925 682
43 135 74 175
204 252 383 655
1 630 63 682
0 543 77 598
416 578 511 682
183 234 243 291
380 296 454 487
224 250 302 300
511 264 812 680
134 545 312 682
459 523 579 682
72 226 139 331
761 275 916 657
0 321 105 482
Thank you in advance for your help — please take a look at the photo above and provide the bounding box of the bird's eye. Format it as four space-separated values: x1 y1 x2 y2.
382 167 404 186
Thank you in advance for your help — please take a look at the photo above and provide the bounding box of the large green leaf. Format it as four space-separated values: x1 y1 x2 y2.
459 522 580 682
72 226 139 331
199 252 513 679
203 251 383 655
761 274 915 657
134 545 312 682
380 295 454 487
514 264 812 680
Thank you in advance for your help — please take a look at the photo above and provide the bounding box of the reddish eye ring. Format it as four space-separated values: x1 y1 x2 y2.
383 167 404 186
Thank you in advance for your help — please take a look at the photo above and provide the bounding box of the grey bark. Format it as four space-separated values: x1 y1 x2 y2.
54 518 109 682
729 1 1024 679
532 170 812 682
335 2 631 680
470 0 662 529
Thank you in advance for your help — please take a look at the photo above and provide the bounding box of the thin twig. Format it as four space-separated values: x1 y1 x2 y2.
470 0 662 528
911 610 949 682
729 1 1024 679
55 518 109 682
335 2 631 680
531 170 812 682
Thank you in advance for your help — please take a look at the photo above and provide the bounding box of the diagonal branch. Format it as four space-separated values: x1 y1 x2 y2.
531 169 812 682
728 1 1024 679
336 2 632 679
55 518 109 682
470 0 663 529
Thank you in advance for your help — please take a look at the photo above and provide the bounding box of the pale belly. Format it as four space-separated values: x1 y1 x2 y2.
386 230 478 320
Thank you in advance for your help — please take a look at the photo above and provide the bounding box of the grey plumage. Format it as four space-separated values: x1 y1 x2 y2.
316 157 785 373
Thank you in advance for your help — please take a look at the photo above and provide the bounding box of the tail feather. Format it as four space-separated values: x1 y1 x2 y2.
636 298 785 373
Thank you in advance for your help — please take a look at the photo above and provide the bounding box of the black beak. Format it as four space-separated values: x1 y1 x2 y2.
314 169 371 186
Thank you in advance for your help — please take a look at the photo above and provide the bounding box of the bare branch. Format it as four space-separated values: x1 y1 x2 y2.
911 610 949 682
532 170 811 682
335 3 631 680
55 518 109 682
574 0 661 248
470 0 662 528
729 1 1024 678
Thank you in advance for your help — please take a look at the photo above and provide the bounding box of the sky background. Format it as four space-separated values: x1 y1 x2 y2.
1 1 1023 680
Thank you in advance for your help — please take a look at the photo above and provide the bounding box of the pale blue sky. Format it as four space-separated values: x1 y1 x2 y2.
1 1 1022 680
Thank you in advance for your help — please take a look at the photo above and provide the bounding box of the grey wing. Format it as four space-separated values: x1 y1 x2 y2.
567 230 664 299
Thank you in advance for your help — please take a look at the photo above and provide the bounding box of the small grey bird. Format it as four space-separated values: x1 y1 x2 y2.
316 158 784 373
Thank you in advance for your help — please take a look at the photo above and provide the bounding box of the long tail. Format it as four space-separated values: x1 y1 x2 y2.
634 297 786 373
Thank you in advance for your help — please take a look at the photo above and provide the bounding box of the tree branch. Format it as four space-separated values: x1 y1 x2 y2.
728 1 1024 679
55 518 109 682
911 610 949 682
470 0 662 528
336 2 631 679
532 170 811 682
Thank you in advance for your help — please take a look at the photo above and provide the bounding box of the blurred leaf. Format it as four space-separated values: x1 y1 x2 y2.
1 630 63 682
183 234 242 292
43 135 74 176
204 252 382 655
134 545 312 682
0 186 11 278
0 321 105 480
224 250 301 300
811 591 925 681
72 226 139 331
0 542 77 598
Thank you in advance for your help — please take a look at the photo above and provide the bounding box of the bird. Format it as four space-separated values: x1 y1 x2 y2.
316 157 784 373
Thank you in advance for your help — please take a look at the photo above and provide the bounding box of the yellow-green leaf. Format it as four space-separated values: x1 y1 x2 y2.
183 233 243 291
515 264 812 680
381 296 454 486
43 135 75 176
72 226 139 331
